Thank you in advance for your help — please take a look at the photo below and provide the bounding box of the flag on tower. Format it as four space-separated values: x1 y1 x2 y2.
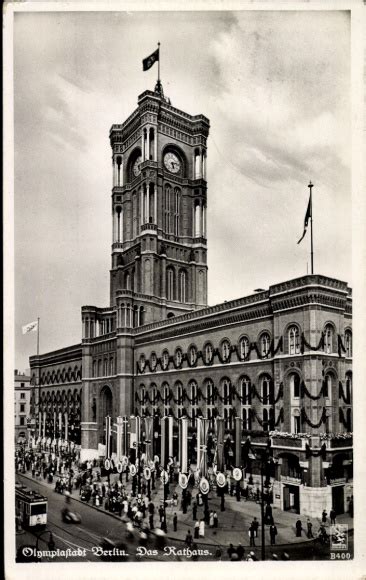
22 320 38 334
142 48 159 71
297 195 311 244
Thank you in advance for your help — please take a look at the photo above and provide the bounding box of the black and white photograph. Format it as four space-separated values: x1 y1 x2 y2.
3 1 365 578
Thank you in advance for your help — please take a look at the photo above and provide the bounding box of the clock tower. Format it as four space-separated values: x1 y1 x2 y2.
109 82 210 325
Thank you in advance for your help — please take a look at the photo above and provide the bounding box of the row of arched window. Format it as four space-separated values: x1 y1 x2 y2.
138 324 352 370
92 357 115 378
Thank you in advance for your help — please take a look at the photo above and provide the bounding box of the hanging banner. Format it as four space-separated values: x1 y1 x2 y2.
216 472 226 488
144 417 153 465
130 464 137 476
233 467 242 481
197 417 209 477
235 416 242 467
160 416 173 468
160 470 169 484
179 472 188 489
149 460 155 470
199 477 209 494
143 467 151 480
215 417 225 472
105 415 112 459
104 458 111 470
117 462 123 473
179 416 189 473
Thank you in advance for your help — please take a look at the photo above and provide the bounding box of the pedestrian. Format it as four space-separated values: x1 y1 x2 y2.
191 542 199 561
249 524 256 547
198 492 203 507
192 501 197 520
252 517 259 538
295 519 302 537
330 508 336 525
322 510 327 524
185 530 193 547
199 519 205 538
209 511 214 528
159 505 164 523
149 514 154 530
269 524 277 545
194 520 200 539
173 512 178 532
237 543 245 561
306 518 313 538
204 507 210 525
213 511 218 528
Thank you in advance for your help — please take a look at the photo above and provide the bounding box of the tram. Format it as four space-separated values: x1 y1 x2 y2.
15 483 48 529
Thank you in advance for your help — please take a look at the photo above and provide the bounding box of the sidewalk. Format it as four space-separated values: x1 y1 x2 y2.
18 470 353 550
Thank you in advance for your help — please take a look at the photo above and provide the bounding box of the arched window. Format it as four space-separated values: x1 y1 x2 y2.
222 378 232 405
204 343 213 364
176 382 184 418
288 325 300 355
92 360 97 378
109 357 114 375
179 270 187 302
345 372 352 399
174 187 180 236
323 373 333 400
97 359 102 377
224 408 233 431
289 373 301 399
242 407 252 430
166 267 175 301
324 324 335 354
260 332 271 357
221 339 231 362
189 380 198 427
103 359 108 376
164 185 171 232
174 348 183 367
162 350 170 370
150 383 158 414
150 352 157 371
241 376 251 404
205 379 215 405
345 330 352 358
124 272 131 291
239 336 250 360
262 408 269 432
189 345 197 366
140 385 146 414
261 374 272 404
160 383 169 417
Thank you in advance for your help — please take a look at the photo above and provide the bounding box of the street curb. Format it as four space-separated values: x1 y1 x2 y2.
18 473 354 548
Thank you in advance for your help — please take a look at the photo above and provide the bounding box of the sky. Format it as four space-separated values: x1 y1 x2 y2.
13 9 352 371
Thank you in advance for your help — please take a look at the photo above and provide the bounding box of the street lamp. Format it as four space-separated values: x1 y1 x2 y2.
248 446 272 561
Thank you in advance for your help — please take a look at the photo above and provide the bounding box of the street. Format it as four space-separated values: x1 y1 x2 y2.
16 474 353 563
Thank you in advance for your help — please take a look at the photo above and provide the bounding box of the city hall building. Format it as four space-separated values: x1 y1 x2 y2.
29 81 353 517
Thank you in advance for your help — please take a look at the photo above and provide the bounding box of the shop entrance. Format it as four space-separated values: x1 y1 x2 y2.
332 485 345 515
283 484 300 514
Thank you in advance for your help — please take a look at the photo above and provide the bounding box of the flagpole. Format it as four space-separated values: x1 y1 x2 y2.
158 41 160 83
37 317 40 356
308 181 314 274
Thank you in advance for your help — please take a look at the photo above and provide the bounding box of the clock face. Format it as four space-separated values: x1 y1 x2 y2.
133 156 142 176
164 152 181 174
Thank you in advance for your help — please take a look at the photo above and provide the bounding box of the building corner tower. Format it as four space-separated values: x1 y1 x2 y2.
109 82 210 325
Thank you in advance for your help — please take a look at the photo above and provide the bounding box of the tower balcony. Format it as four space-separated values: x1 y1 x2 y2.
140 223 158 233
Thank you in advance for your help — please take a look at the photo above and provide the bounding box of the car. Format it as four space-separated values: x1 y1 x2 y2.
61 508 81 524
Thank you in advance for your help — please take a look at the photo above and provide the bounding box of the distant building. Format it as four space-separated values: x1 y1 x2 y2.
14 370 31 444
29 82 352 517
